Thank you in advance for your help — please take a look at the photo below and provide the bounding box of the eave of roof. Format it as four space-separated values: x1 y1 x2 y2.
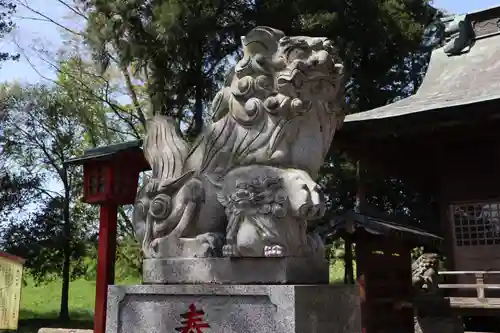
63 140 144 166
0 251 26 265
328 211 443 246
343 6 500 125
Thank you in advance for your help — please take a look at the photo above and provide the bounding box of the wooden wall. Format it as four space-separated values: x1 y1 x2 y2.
438 136 500 284
338 115 500 276
356 233 414 333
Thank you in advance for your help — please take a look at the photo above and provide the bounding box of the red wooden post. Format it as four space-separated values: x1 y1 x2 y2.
94 204 118 333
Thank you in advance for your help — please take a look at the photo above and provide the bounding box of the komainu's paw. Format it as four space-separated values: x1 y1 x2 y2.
284 169 326 220
264 244 285 257
195 232 224 257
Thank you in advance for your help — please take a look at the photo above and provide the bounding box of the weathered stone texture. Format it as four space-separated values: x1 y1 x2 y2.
106 284 361 333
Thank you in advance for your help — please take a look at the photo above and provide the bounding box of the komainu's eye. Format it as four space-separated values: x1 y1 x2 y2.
149 194 172 220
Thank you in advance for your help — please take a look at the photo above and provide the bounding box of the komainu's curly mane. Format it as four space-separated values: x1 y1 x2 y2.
191 26 346 180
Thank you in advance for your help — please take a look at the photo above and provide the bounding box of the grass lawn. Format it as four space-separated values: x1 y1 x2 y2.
17 261 347 332
330 259 348 282
18 276 139 333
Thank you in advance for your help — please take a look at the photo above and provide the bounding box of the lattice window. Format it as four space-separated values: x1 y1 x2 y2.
451 202 500 246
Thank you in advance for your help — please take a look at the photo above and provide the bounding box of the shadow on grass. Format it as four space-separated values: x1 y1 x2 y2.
17 310 93 333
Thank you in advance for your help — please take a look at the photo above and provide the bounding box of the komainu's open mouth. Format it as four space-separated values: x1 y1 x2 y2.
277 66 337 99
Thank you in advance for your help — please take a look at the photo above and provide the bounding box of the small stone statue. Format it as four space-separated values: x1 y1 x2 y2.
412 253 441 294
412 253 465 333
132 26 345 262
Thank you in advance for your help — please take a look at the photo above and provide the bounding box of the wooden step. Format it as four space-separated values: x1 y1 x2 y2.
447 296 500 309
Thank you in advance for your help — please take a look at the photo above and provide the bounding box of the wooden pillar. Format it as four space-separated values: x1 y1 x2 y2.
355 161 368 331
355 233 369 333
94 204 118 333
342 160 365 284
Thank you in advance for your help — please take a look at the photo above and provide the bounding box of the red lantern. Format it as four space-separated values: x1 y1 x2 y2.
82 150 144 205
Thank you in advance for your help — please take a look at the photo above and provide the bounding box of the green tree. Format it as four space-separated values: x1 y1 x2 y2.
0 83 97 320
0 0 25 211
0 0 18 63
55 56 146 143
55 57 145 276
84 0 251 136
0 171 40 216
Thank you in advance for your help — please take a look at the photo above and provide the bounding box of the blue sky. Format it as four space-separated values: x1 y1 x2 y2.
438 0 500 13
0 0 499 84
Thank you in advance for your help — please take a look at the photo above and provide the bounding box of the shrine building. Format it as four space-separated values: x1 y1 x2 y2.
335 4 500 318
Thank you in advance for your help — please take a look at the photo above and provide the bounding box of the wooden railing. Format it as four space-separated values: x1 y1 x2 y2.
439 271 500 299
438 271 500 308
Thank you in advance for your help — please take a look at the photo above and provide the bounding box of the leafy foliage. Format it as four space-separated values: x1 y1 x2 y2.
83 235 142 281
0 171 41 216
55 57 146 142
250 0 435 111
2 197 90 284
0 83 97 319
84 0 251 136
0 0 19 63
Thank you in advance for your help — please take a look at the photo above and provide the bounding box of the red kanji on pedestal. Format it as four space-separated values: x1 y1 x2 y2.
175 303 210 333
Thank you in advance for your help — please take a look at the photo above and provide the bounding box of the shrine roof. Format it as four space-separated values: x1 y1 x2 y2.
64 140 144 166
328 211 443 246
343 5 500 125
0 251 25 265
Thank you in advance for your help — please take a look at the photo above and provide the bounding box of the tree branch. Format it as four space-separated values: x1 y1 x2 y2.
14 0 85 38
14 40 143 139
56 0 88 21
120 65 147 128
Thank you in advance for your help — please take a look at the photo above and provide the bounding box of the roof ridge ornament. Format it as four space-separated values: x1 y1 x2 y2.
422 13 474 56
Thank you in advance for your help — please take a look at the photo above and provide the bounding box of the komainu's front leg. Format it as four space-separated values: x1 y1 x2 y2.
222 214 241 257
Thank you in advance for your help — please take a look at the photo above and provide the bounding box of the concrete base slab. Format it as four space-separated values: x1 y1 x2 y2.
105 284 361 333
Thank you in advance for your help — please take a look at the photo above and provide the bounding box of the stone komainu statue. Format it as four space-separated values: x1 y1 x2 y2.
132 26 346 260
412 253 464 333
412 253 441 294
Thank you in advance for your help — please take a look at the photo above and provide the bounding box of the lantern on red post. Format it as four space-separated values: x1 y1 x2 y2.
82 152 143 205
64 140 150 333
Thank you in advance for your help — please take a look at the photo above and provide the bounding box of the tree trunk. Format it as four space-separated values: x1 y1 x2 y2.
59 168 71 321
192 80 203 137
346 159 364 284
59 241 71 321
189 50 204 138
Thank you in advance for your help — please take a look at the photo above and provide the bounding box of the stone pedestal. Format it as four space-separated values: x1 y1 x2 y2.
143 257 330 284
105 284 361 333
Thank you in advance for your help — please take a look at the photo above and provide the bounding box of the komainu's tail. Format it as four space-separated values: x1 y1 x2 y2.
143 116 190 182
138 116 191 257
